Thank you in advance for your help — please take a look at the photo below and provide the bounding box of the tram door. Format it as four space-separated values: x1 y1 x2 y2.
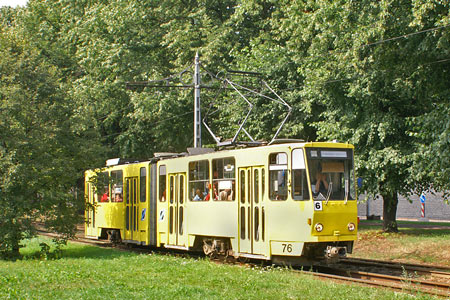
238 166 265 255
124 177 139 241
85 182 96 237
168 173 186 247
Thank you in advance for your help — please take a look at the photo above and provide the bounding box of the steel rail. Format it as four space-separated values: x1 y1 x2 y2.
299 268 450 298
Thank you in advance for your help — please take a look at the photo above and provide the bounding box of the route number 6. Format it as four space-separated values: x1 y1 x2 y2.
314 201 323 211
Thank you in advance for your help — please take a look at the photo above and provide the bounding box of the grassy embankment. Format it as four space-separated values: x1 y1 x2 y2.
0 234 440 300
352 220 450 266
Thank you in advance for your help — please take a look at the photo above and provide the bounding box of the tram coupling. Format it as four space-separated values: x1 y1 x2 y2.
325 246 347 260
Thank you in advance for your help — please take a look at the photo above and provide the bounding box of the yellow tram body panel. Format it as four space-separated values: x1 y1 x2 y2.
86 141 358 263
85 162 151 246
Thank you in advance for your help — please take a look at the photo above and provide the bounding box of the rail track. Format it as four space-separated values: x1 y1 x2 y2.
37 229 450 298
340 257 450 282
303 257 450 298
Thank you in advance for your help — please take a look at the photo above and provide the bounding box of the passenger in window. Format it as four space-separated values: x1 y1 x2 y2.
219 189 228 201
114 187 123 202
204 185 211 201
115 193 123 202
213 184 219 200
226 188 233 200
100 187 109 202
193 189 203 201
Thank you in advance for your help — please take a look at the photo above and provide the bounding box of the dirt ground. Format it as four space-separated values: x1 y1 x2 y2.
353 221 450 266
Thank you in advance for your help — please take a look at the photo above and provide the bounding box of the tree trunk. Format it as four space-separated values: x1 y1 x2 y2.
382 192 399 232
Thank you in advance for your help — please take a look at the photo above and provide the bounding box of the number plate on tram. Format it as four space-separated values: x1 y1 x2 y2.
271 241 304 256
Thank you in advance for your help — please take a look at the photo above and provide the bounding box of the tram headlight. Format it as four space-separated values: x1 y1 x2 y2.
314 223 324 232
348 222 356 231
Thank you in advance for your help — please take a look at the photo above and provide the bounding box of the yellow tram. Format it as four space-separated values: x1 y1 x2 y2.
85 141 357 264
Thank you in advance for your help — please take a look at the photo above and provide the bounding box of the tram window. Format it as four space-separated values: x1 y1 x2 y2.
97 172 109 203
240 170 245 204
254 207 259 241
169 176 174 204
212 157 235 201
179 175 184 204
140 167 146 202
262 168 265 200
111 170 123 202
179 206 183 235
240 207 245 239
189 160 210 201
159 165 166 202
292 149 309 201
262 207 265 241
254 169 259 204
269 153 288 201
169 207 173 234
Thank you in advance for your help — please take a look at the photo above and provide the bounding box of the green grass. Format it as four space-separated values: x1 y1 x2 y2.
0 237 436 300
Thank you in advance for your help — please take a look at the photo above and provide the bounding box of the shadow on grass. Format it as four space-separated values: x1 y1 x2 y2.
60 244 136 260
21 238 137 261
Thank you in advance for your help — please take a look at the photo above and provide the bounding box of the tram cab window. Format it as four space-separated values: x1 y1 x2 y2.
269 153 288 201
189 160 210 201
212 157 235 201
292 149 309 201
307 149 355 201
111 170 123 202
159 165 166 202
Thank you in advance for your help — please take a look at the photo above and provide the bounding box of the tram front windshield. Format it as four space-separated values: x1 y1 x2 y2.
306 148 355 201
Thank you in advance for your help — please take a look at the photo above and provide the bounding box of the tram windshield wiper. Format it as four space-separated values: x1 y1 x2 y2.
325 181 332 205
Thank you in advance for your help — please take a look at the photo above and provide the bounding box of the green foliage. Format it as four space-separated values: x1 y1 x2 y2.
269 0 450 231
0 3 102 258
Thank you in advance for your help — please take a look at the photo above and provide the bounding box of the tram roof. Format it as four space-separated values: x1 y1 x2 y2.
102 140 353 167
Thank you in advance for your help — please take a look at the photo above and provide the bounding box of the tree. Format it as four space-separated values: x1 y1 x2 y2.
0 6 101 258
271 0 450 231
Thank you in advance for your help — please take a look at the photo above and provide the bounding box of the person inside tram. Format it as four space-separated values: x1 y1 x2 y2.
115 192 123 202
314 165 329 195
193 188 203 201
114 187 123 202
100 186 109 202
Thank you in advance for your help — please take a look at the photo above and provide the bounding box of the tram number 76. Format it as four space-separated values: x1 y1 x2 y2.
282 243 293 253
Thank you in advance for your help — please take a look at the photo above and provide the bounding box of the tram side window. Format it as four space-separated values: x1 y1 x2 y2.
292 149 309 200
111 170 123 202
189 160 209 201
140 167 146 202
269 153 288 201
212 157 235 201
159 165 166 202
97 171 110 202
